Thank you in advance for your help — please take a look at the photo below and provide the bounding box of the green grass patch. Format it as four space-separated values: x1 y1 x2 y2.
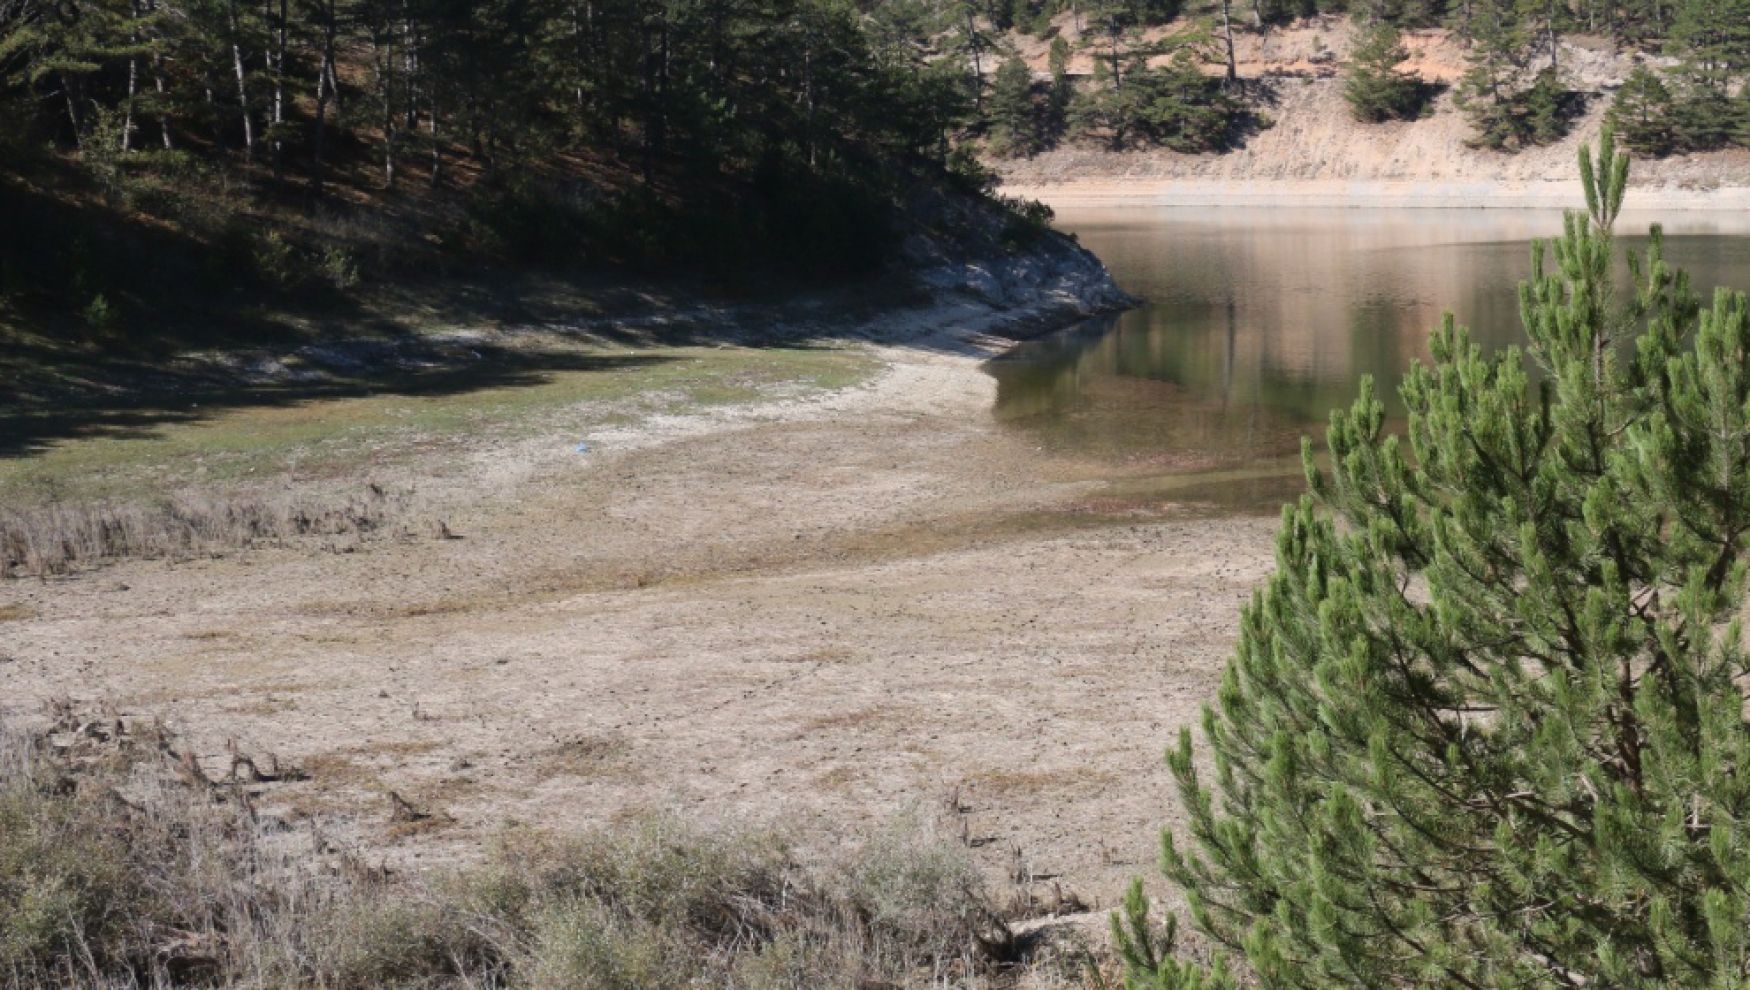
0 343 879 508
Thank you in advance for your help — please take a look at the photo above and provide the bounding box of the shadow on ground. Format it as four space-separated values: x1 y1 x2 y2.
0 346 675 459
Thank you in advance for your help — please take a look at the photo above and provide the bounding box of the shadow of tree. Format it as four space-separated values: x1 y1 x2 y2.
0 346 676 459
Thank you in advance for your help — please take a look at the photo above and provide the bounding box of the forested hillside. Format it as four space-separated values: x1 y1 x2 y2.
6 0 1747 354
0 0 1065 371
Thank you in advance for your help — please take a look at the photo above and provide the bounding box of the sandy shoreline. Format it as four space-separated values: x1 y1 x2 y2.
1003 178 1750 211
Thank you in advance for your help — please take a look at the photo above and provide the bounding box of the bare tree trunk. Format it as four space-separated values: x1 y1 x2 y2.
61 72 84 149
428 104 441 186
571 0 588 111
312 1 338 194
269 0 286 177
1546 0 1559 72
402 9 419 132
123 55 138 151
228 0 254 157
149 0 172 149
376 23 396 187
1220 0 1238 87
205 77 226 151
965 6 983 113
803 44 816 166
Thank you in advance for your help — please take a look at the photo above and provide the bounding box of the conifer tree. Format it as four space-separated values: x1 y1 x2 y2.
1343 22 1423 122
987 54 1039 155
1046 33 1072 141
1122 129 1750 988
1608 63 1678 155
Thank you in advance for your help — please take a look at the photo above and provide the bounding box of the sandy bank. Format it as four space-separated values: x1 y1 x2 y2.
1002 177 1750 211
996 24 1750 213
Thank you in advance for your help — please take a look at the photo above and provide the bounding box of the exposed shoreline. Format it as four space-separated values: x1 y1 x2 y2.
1003 178 1750 212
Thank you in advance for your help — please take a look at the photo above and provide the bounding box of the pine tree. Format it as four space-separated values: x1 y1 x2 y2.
1455 0 1534 148
1343 22 1423 122
1124 129 1750 988
1046 33 1072 142
1607 63 1678 155
987 54 1038 156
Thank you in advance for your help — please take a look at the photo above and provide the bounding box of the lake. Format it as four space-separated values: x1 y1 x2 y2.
989 206 1750 512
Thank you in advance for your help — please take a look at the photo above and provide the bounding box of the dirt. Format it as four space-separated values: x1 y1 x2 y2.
1000 18 1750 210
0 306 1277 929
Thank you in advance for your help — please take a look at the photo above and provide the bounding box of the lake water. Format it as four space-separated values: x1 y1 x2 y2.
989 207 1750 512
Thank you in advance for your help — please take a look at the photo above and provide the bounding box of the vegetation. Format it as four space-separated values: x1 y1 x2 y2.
967 0 1750 154
1343 23 1425 122
0 0 1023 352
1607 0 1750 157
1118 130 1750 987
0 713 1075 989
1607 64 1679 156
1069 36 1248 152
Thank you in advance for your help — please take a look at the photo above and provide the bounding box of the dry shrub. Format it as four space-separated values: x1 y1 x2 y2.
0 485 412 578
0 716 1063 989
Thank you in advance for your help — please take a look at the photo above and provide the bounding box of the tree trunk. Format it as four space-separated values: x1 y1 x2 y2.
124 55 138 152
151 0 173 149
1546 0 1559 72
61 72 84 149
965 6 984 113
377 24 396 187
402 11 419 133
269 0 286 177
312 1 338 194
227 0 254 157
1220 0 1239 87
429 104 441 186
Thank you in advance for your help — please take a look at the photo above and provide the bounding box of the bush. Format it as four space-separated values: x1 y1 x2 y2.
0 716 1021 989
80 292 117 333
252 229 301 289
320 246 361 290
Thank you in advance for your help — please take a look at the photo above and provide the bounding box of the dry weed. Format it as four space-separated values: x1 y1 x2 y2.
0 484 421 578
0 713 1100 989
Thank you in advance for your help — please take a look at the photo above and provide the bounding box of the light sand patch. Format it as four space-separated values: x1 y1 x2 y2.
2 309 1275 919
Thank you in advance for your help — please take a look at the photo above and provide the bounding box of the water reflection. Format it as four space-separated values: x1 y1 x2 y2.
989 206 1750 510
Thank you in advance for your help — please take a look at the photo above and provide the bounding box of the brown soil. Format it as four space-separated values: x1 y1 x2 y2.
0 322 1278 922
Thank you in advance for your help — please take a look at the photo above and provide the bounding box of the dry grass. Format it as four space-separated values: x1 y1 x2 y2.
0 485 417 578
0 713 1101 989
533 732 634 778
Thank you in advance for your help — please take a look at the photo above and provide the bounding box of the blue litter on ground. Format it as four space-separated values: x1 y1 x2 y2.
575 441 590 454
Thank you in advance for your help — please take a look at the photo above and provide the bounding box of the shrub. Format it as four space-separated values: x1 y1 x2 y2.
320 245 361 290
0 716 1023 989
80 292 116 333
252 229 302 289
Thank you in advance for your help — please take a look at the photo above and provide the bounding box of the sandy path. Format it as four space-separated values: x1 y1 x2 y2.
0 319 1278 915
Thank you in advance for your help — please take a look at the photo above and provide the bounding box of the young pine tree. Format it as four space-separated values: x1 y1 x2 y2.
1121 129 1750 988
1607 64 1679 156
988 55 1040 156
1343 23 1423 123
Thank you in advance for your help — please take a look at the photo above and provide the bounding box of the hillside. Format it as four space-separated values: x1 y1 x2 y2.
996 18 1750 208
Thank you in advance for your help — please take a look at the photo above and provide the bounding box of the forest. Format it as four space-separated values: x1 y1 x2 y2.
2 0 1748 319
